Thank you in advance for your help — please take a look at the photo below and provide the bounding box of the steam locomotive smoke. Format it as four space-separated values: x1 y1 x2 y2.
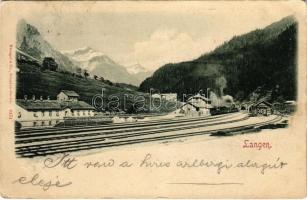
215 76 227 97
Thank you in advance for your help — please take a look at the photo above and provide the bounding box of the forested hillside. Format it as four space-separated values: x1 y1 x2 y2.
139 16 297 102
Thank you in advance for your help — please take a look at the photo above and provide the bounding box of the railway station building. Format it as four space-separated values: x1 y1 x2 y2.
16 90 95 129
241 100 273 116
249 101 272 116
177 93 213 116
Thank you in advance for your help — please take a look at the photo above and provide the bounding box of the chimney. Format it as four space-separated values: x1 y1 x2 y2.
24 95 27 101
32 95 35 101
47 96 50 101
40 96 43 101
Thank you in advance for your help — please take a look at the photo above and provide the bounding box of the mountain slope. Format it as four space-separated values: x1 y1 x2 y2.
16 63 176 113
139 16 297 102
126 63 148 74
16 19 77 72
127 63 153 86
63 47 151 86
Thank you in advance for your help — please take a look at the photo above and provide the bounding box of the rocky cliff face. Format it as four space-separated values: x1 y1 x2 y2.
17 19 77 72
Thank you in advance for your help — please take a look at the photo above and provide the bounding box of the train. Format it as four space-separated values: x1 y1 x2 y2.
210 106 239 116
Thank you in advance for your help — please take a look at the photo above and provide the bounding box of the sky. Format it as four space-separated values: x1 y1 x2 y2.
21 1 296 71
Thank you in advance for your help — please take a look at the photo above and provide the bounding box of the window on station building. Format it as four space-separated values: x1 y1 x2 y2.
33 112 38 117
33 121 37 126
49 121 52 125
42 121 45 126
77 111 80 116
83 111 85 116
18 112 21 118
49 111 52 117
42 111 45 117
88 111 90 115
56 111 59 116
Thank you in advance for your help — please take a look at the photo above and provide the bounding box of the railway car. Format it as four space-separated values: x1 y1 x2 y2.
210 106 239 116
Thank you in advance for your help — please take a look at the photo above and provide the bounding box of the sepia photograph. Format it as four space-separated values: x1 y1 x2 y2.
0 1 306 198
14 4 297 157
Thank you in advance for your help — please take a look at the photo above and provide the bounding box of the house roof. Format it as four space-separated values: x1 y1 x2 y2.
187 93 210 102
161 93 177 96
181 102 213 109
17 100 62 111
17 99 95 111
60 101 95 110
249 100 272 108
60 90 80 97
180 102 198 109
151 94 161 98
285 100 296 105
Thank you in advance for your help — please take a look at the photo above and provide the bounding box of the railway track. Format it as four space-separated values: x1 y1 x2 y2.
16 113 244 143
16 114 248 150
15 113 283 158
16 112 236 135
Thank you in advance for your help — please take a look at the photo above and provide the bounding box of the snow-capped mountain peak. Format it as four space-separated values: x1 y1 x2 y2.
63 46 93 55
62 47 110 63
126 63 148 75
63 47 152 85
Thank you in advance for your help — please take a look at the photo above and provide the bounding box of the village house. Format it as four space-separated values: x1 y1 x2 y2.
284 100 296 113
57 90 79 101
151 93 177 101
161 93 177 101
16 90 95 129
272 100 296 114
151 94 161 99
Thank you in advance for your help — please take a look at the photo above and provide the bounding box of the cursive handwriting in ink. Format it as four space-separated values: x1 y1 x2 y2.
236 157 287 174
84 159 115 168
12 173 72 191
176 159 233 174
139 153 171 168
44 153 78 169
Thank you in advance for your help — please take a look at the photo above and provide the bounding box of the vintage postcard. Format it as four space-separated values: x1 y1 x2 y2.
0 1 306 198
